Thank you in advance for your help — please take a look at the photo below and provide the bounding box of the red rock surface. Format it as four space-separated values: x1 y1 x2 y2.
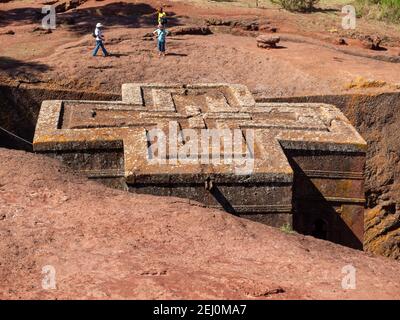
1 148 400 299
1 0 400 98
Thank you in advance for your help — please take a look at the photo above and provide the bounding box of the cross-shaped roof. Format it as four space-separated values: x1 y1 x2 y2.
33 83 367 184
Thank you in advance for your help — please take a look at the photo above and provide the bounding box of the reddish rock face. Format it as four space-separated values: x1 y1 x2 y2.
365 202 400 259
2 147 400 300
33 83 367 249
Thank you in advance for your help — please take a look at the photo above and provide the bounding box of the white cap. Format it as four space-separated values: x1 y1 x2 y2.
96 23 103 28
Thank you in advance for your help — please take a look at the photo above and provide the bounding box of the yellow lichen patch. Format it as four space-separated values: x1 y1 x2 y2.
364 203 400 260
344 76 387 90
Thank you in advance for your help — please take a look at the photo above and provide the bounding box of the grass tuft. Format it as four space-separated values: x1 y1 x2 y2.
356 0 400 23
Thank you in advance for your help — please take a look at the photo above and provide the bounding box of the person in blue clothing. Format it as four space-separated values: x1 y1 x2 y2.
153 24 169 57
92 23 109 57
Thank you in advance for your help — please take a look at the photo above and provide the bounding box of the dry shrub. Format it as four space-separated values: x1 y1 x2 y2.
271 0 320 12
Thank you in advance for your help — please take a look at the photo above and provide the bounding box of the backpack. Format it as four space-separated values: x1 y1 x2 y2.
92 31 96 38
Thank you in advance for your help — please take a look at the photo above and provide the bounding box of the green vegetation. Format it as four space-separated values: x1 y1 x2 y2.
356 0 400 23
271 0 320 12
280 223 295 234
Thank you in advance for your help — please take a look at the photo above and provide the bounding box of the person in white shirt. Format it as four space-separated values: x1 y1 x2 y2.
153 24 169 57
92 23 109 57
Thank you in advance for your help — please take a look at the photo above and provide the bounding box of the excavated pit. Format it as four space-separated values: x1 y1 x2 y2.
2 85 400 257
32 83 370 249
